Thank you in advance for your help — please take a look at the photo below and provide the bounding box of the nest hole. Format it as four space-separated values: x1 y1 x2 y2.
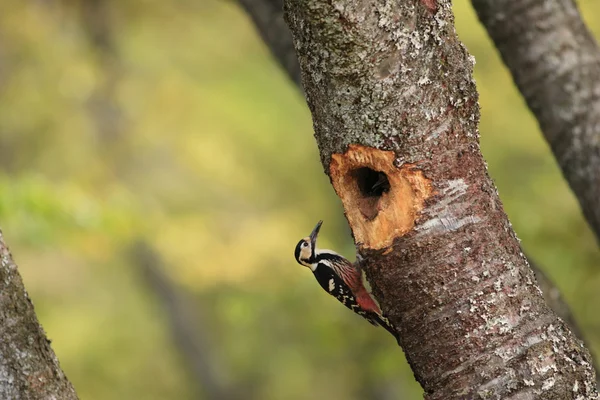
353 167 390 198
351 167 390 220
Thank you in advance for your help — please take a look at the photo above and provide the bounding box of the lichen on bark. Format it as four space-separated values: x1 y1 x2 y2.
283 0 598 398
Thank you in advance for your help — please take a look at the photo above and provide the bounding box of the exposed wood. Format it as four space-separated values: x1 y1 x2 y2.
330 145 433 250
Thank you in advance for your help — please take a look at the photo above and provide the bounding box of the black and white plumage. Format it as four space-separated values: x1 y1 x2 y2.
311 257 381 327
294 220 398 341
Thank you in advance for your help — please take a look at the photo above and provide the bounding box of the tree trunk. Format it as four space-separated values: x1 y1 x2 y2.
236 0 595 360
472 0 600 243
0 230 78 399
282 0 597 398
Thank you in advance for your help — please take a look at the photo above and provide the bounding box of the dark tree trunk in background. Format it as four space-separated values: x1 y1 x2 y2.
237 0 302 87
132 241 240 400
473 0 600 243
78 0 126 147
282 0 597 398
0 231 78 399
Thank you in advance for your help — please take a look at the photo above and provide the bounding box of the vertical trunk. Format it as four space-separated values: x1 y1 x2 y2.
472 0 600 243
0 231 78 399
283 0 597 398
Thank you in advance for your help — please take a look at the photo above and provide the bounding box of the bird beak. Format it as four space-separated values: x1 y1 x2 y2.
309 220 323 249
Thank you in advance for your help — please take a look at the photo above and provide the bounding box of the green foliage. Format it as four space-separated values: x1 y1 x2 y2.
0 0 598 399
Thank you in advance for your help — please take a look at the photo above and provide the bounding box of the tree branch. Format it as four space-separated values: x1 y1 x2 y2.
281 0 597 398
0 230 78 399
472 0 600 243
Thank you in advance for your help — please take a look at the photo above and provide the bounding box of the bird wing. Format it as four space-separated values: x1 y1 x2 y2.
313 263 379 326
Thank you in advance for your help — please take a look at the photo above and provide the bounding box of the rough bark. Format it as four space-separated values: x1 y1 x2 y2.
282 0 597 398
472 0 600 243
236 0 595 357
0 230 78 399
531 261 581 343
531 259 600 393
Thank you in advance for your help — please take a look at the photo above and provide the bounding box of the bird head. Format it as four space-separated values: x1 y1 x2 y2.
294 220 323 269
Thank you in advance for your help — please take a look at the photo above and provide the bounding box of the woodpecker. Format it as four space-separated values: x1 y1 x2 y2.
294 220 398 342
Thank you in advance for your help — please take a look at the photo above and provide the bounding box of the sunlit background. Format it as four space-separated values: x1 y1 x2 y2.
1 1 599 399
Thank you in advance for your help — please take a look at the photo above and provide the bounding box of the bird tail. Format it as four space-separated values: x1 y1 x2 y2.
375 314 401 345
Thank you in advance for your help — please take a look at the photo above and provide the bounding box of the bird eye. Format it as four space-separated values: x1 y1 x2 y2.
301 242 308 248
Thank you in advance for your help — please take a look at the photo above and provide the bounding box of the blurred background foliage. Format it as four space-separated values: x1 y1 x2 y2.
0 0 599 399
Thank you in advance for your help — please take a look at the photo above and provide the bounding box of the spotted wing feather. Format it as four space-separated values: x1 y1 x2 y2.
313 262 380 326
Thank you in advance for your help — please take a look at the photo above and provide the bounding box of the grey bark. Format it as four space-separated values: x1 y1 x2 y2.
0 230 78 399
282 0 597 398
472 0 600 243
